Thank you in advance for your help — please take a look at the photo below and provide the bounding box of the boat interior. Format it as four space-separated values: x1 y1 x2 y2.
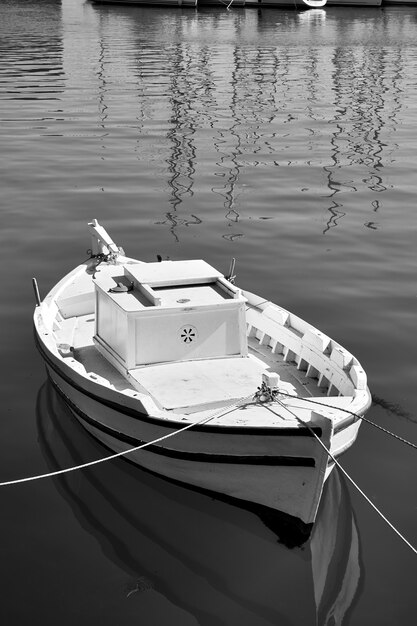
49 258 366 425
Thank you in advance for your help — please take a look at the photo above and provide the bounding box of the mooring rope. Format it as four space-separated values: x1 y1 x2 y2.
278 391 417 452
264 398 417 556
0 394 254 488
2 374 416 555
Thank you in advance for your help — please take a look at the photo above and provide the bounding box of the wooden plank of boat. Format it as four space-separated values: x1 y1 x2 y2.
33 220 371 524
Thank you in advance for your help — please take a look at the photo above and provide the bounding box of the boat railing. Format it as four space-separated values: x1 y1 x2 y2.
246 305 367 399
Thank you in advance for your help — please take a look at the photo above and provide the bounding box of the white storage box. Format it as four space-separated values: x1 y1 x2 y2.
93 260 248 370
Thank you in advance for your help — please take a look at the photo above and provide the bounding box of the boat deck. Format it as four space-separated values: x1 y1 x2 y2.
129 354 297 413
59 313 331 418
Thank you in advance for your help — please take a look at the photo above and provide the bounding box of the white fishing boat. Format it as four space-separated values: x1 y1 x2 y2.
33 220 371 525
92 0 328 9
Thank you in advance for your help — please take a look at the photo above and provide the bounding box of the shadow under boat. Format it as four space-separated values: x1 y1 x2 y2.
37 381 362 626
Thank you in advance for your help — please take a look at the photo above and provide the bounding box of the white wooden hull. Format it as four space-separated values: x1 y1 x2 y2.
46 362 334 523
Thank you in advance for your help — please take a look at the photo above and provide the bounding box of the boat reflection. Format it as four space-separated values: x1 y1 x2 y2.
297 8 327 23
37 381 362 626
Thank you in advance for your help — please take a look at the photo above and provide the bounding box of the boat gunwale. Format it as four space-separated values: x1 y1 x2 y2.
38 333 332 437
34 255 371 434
48 375 320 466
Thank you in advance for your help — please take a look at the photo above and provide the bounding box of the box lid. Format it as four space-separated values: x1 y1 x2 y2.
125 260 223 287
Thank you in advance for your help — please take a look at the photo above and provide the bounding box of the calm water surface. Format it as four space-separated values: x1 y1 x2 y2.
1 0 417 623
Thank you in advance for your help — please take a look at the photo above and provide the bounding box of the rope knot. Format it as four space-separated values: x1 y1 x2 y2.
253 381 280 404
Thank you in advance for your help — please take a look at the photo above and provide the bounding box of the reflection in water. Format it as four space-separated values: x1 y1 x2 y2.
323 201 346 235
372 394 416 424
323 25 405 231
162 41 209 241
37 381 362 626
155 211 202 243
166 45 197 210
297 8 327 26
212 46 245 242
85 6 413 239
97 37 109 163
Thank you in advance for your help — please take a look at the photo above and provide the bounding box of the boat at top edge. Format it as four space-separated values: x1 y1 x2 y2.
92 0 328 9
33 220 371 525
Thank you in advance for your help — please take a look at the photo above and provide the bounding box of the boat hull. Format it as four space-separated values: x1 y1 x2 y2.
92 0 327 7
46 361 334 524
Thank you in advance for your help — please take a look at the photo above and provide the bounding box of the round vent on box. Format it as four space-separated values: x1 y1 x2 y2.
179 325 198 343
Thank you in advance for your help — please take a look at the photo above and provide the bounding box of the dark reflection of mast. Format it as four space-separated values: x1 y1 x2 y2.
323 18 405 233
96 36 109 165
155 211 202 244
323 47 356 234
158 42 205 242
37 380 363 626
132 42 150 160
285 39 351 237
166 44 197 211
323 202 346 235
303 45 320 159
212 42 286 240
212 46 244 242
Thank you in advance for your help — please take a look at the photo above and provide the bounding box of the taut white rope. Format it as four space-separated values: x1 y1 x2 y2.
265 399 417 556
279 391 417 451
